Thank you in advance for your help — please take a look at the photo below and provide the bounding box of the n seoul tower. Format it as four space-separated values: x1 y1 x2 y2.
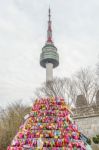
40 8 59 83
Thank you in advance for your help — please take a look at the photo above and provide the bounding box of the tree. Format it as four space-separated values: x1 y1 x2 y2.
74 68 98 105
35 68 98 106
35 77 77 106
0 102 30 150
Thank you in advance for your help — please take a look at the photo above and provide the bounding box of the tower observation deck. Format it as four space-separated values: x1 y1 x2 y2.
40 8 59 82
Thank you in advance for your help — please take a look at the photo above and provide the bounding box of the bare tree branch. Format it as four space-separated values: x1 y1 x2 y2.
34 77 77 105
74 68 98 104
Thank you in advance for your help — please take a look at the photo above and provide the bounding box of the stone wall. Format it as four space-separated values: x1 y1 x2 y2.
72 105 99 137
74 116 99 137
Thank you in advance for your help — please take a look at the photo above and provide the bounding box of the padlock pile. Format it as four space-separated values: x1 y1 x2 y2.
7 97 90 150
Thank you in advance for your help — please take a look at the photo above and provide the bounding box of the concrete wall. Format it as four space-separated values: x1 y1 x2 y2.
74 116 99 137
72 105 99 137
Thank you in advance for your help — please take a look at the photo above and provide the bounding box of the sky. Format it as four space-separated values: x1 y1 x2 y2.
0 0 99 108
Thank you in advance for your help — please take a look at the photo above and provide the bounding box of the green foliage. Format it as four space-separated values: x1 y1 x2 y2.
96 135 99 139
93 135 99 144
87 138 91 145
0 102 30 150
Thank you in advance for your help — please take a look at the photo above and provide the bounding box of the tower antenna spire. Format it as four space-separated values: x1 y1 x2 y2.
47 7 53 43
49 6 51 21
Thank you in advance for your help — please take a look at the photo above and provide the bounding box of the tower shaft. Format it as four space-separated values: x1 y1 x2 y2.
46 63 53 82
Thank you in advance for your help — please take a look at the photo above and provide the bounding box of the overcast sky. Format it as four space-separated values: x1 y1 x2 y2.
0 0 99 108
